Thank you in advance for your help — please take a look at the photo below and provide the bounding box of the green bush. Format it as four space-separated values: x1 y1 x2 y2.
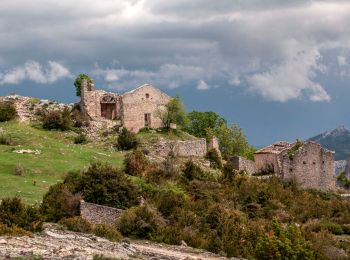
42 108 72 131
13 164 26 176
205 148 222 169
337 171 350 189
0 101 16 122
0 135 13 145
183 160 204 181
116 128 139 150
42 110 62 130
74 162 139 209
41 183 81 222
117 205 166 239
255 220 316 259
321 221 344 235
124 150 149 176
0 197 42 232
74 133 87 144
93 224 122 242
71 105 90 127
59 216 93 233
0 223 32 236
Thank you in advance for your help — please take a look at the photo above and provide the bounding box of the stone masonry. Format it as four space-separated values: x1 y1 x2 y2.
152 138 207 157
229 156 257 174
278 142 335 190
80 200 123 225
254 141 336 190
80 80 171 132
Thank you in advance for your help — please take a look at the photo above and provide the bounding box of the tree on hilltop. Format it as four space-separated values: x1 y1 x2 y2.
74 74 91 97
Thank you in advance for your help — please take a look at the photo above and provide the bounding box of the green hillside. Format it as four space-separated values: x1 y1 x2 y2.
0 121 123 204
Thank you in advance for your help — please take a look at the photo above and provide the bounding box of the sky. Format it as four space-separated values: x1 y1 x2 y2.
1 0 350 146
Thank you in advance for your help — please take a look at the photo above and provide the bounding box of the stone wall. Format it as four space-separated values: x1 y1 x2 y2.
208 136 221 157
279 142 336 190
229 156 257 174
80 79 121 121
254 153 279 173
152 139 207 157
121 84 171 132
80 200 124 225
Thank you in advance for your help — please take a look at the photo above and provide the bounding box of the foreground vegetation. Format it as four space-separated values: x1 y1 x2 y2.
18 153 348 259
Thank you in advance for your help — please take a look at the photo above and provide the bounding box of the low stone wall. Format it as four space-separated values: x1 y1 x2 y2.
229 156 257 175
152 139 207 157
80 200 124 225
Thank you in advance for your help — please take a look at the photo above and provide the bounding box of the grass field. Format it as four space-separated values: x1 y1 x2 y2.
0 121 123 204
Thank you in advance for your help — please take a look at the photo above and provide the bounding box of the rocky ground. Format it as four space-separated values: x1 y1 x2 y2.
0 224 228 260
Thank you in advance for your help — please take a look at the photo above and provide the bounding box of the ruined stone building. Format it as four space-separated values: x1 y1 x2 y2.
232 141 336 190
80 79 171 132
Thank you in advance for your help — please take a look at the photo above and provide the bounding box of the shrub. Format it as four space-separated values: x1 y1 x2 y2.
0 135 13 145
0 197 42 232
337 171 350 189
156 190 187 217
116 128 139 150
59 216 93 233
43 110 62 130
0 223 32 236
0 101 17 122
321 221 344 235
255 220 315 259
74 162 139 209
93 224 122 242
74 133 87 144
13 164 25 176
124 150 149 176
205 148 222 169
71 105 90 127
117 205 166 239
41 183 81 222
42 108 72 131
60 107 73 131
183 160 204 181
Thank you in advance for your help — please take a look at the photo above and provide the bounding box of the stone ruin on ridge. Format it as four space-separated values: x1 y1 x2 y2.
231 141 336 191
80 79 171 132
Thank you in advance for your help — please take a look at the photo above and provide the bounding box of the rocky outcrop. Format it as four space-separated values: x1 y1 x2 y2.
0 224 227 259
0 94 73 122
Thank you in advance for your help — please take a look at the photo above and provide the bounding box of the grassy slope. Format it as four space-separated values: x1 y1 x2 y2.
0 121 123 204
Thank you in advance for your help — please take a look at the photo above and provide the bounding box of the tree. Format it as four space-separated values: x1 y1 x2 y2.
74 74 91 97
186 111 226 138
216 123 255 159
157 96 188 129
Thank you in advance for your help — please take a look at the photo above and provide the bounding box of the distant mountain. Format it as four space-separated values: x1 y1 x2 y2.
308 126 350 160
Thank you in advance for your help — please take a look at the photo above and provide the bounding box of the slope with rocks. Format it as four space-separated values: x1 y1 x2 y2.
0 224 227 260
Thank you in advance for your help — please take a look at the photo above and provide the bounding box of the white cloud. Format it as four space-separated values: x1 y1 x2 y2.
246 49 331 102
197 80 209 90
0 61 71 85
337 55 348 66
1 1 350 102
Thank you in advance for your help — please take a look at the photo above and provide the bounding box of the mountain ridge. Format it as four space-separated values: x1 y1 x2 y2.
308 126 350 160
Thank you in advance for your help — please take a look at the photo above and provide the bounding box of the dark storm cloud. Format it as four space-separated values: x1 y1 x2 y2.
1 0 350 101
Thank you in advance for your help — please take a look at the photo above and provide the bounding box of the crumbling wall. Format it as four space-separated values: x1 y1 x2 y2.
152 139 207 157
207 136 221 157
80 79 120 120
279 142 335 190
229 156 257 174
254 153 280 173
121 84 170 132
80 200 123 225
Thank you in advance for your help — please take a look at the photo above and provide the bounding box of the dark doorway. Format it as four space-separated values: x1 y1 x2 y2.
101 103 116 120
144 113 151 127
